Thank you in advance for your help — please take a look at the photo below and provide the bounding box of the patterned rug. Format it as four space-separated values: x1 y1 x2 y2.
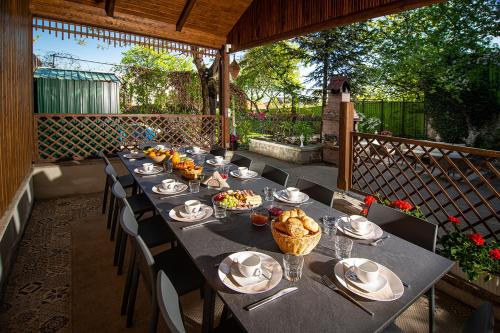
0 195 100 333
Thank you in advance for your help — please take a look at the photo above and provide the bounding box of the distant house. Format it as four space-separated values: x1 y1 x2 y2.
34 68 120 114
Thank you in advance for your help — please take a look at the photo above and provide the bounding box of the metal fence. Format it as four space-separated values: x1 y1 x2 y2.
355 100 426 139
34 114 221 162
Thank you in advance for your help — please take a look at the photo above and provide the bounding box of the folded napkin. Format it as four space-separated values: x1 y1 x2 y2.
202 171 230 189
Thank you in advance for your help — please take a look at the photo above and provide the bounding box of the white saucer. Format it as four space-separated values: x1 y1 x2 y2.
334 258 404 301
218 251 282 294
178 207 205 219
169 204 213 222
274 189 310 204
230 170 258 179
338 217 384 240
206 159 229 166
187 149 207 155
124 153 145 159
152 183 188 195
230 263 271 287
345 267 388 293
134 166 163 175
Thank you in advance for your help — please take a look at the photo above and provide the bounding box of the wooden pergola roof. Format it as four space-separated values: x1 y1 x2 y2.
31 0 442 53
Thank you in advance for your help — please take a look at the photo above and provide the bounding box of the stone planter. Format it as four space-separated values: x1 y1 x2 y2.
449 263 500 297
249 138 323 164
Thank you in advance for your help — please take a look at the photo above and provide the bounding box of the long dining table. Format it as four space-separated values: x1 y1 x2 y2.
118 151 454 333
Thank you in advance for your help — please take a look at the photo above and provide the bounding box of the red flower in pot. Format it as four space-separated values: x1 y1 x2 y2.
468 233 485 246
390 199 413 211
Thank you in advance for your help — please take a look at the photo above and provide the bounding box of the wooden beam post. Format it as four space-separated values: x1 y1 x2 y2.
219 46 230 148
105 0 116 17
337 102 354 191
176 0 197 32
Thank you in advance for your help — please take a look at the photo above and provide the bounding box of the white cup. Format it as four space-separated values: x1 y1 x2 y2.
236 253 262 278
354 260 379 284
286 187 301 201
161 179 176 191
214 155 224 163
184 200 201 215
143 163 154 172
238 167 248 176
349 215 370 233
155 145 165 151
192 146 201 153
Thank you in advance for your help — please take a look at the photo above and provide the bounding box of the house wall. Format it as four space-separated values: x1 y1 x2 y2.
0 0 34 293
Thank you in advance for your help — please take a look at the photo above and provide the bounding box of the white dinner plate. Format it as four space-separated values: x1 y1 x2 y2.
337 217 384 240
152 183 188 195
186 149 207 155
230 170 258 179
274 189 310 204
134 166 163 175
123 153 145 159
334 258 404 301
168 204 213 222
206 159 230 166
218 251 282 294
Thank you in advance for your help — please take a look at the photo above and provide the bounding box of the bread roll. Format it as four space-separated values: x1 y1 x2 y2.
286 218 309 237
296 208 306 218
279 211 291 223
274 222 288 234
301 216 319 233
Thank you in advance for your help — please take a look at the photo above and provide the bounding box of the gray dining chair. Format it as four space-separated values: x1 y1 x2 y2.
157 270 244 333
261 164 289 186
210 146 226 158
296 178 335 207
112 180 176 275
230 153 252 168
368 203 437 333
120 206 204 329
98 150 135 214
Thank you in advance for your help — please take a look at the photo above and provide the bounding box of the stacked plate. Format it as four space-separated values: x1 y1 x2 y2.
152 183 188 195
274 189 310 204
123 152 145 159
218 251 283 294
134 166 163 175
206 159 229 166
337 216 383 240
187 149 207 155
230 169 258 179
334 258 404 301
169 204 213 222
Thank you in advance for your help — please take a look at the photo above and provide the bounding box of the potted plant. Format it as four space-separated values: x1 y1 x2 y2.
359 193 425 220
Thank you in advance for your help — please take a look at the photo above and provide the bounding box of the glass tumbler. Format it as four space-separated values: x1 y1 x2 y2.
213 202 227 219
263 186 276 201
322 216 339 236
283 253 304 282
189 179 200 193
333 236 353 260
163 159 173 174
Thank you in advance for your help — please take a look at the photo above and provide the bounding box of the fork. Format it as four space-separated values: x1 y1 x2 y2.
370 235 390 246
321 275 374 316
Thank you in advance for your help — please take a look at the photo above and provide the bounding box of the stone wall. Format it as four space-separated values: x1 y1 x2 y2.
249 138 323 164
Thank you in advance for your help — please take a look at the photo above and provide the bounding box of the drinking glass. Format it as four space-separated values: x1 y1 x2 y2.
218 165 230 180
189 179 200 193
163 159 173 174
250 207 269 226
333 236 353 260
213 202 227 219
321 216 339 236
263 186 276 201
283 253 304 282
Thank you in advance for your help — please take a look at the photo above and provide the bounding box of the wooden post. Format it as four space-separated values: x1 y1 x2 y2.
337 102 354 191
219 46 230 148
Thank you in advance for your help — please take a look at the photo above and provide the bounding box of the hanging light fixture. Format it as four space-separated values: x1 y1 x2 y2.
230 55 240 80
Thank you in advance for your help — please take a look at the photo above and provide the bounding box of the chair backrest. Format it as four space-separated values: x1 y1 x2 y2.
462 302 494 333
156 271 187 333
231 154 252 168
105 163 118 178
119 201 139 237
98 150 111 165
261 164 289 186
296 178 334 207
367 202 437 252
210 146 226 158
112 180 127 200
135 234 156 296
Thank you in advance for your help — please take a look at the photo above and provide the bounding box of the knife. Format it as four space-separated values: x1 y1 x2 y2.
181 219 218 230
244 287 298 311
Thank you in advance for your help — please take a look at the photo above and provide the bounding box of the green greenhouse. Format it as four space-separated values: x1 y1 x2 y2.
34 68 120 114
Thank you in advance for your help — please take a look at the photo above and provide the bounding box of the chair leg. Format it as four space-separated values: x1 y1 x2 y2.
428 286 435 333
126 261 140 327
121 246 136 315
110 203 119 241
148 295 159 333
220 304 230 323
107 195 115 229
117 233 128 275
102 176 109 214
113 227 123 266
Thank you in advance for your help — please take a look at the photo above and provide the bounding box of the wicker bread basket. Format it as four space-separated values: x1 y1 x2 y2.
271 220 321 255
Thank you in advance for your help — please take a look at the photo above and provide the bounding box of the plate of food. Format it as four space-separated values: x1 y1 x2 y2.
212 190 262 210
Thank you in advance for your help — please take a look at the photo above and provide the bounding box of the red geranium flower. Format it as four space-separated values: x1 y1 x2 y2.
468 233 485 246
489 248 500 260
364 195 377 206
360 208 369 216
448 216 461 224
390 199 413 211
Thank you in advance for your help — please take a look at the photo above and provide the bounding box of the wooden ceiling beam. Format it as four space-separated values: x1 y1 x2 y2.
105 0 116 17
176 0 196 32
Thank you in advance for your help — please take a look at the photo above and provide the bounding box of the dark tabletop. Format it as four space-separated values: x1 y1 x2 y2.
118 152 454 333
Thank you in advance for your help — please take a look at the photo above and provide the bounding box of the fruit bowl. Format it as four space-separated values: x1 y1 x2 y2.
149 154 167 164
182 166 203 180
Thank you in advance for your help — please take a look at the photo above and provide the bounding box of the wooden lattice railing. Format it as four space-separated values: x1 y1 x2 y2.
350 132 500 241
34 114 221 162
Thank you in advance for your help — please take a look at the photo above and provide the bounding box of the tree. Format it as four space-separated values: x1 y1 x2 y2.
295 23 372 112
235 41 303 113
